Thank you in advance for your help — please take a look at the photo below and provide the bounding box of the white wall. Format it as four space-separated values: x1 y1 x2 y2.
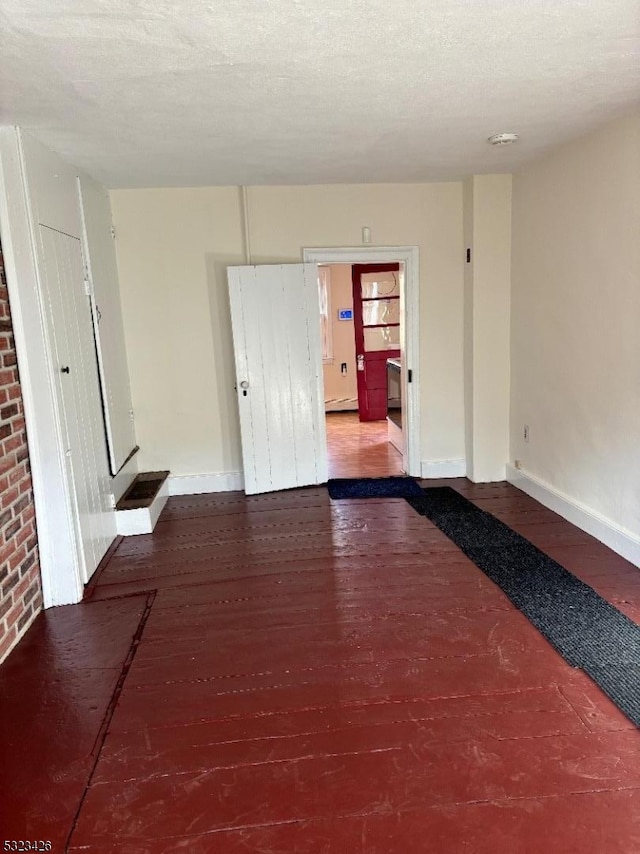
110 187 246 478
464 174 512 482
111 182 466 478
510 111 640 540
322 264 357 409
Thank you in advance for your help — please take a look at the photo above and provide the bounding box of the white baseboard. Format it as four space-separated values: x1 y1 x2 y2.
116 478 168 536
421 459 467 479
168 471 244 496
325 398 358 412
506 464 640 569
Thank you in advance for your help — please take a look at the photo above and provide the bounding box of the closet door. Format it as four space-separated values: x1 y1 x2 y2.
39 225 114 582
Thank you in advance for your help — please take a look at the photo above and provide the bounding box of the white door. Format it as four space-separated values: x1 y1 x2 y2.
228 263 328 495
39 226 115 582
78 175 136 474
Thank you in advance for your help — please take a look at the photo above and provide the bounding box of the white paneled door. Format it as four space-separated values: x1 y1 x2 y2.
39 226 114 583
228 264 328 495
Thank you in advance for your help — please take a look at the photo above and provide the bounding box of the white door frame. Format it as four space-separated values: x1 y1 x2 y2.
0 128 85 606
303 246 421 477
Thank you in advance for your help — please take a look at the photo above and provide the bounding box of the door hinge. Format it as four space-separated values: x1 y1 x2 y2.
129 409 135 421
407 369 413 383
110 225 116 240
84 277 93 297
108 493 117 509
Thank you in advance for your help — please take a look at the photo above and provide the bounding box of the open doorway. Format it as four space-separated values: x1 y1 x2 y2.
317 260 407 479
304 245 421 479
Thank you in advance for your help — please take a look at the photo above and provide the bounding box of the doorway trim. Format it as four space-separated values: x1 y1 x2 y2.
302 246 421 477
0 127 84 607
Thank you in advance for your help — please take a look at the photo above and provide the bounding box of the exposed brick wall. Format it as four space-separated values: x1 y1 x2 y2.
0 237 42 664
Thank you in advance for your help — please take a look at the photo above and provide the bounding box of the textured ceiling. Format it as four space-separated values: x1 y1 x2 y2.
1 0 639 187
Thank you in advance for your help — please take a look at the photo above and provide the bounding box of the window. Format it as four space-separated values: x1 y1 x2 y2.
318 266 333 363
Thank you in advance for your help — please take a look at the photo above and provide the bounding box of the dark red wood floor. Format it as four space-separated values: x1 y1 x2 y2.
2 480 640 853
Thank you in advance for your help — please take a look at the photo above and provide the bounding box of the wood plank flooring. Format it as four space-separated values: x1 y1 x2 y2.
2 480 640 852
325 411 403 478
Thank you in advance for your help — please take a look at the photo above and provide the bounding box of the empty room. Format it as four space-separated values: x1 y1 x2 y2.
0 1 639 851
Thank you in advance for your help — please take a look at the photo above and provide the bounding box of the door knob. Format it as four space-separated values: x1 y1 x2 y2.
61 366 70 374
240 381 249 389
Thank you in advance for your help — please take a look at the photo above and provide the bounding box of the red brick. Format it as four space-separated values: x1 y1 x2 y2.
0 539 16 564
3 598 21 627
20 551 36 576
16 603 35 632
18 477 32 495
22 579 39 606
17 603 35 634
14 523 33 549
0 625 17 661
0 595 12 620
1 485 19 508
0 238 41 662
20 508 36 529
2 435 22 454
8 463 26 487
0 454 15 476
12 493 29 515
12 571 33 602
3 518 21 541
8 544 26 571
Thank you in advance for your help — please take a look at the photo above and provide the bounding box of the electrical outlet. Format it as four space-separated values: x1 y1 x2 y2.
523 425 530 443
514 460 522 470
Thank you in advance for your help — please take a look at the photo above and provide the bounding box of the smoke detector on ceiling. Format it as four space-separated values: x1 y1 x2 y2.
488 133 519 146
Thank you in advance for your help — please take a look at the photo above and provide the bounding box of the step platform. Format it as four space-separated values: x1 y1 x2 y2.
115 470 169 536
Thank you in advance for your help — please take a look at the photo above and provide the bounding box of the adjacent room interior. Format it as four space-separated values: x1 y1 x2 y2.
321 262 406 479
0 1 639 850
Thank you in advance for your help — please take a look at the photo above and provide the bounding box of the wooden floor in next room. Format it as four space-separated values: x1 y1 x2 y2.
2 473 640 852
325 410 403 478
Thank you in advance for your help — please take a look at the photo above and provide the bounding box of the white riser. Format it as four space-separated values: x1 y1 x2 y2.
116 478 168 536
